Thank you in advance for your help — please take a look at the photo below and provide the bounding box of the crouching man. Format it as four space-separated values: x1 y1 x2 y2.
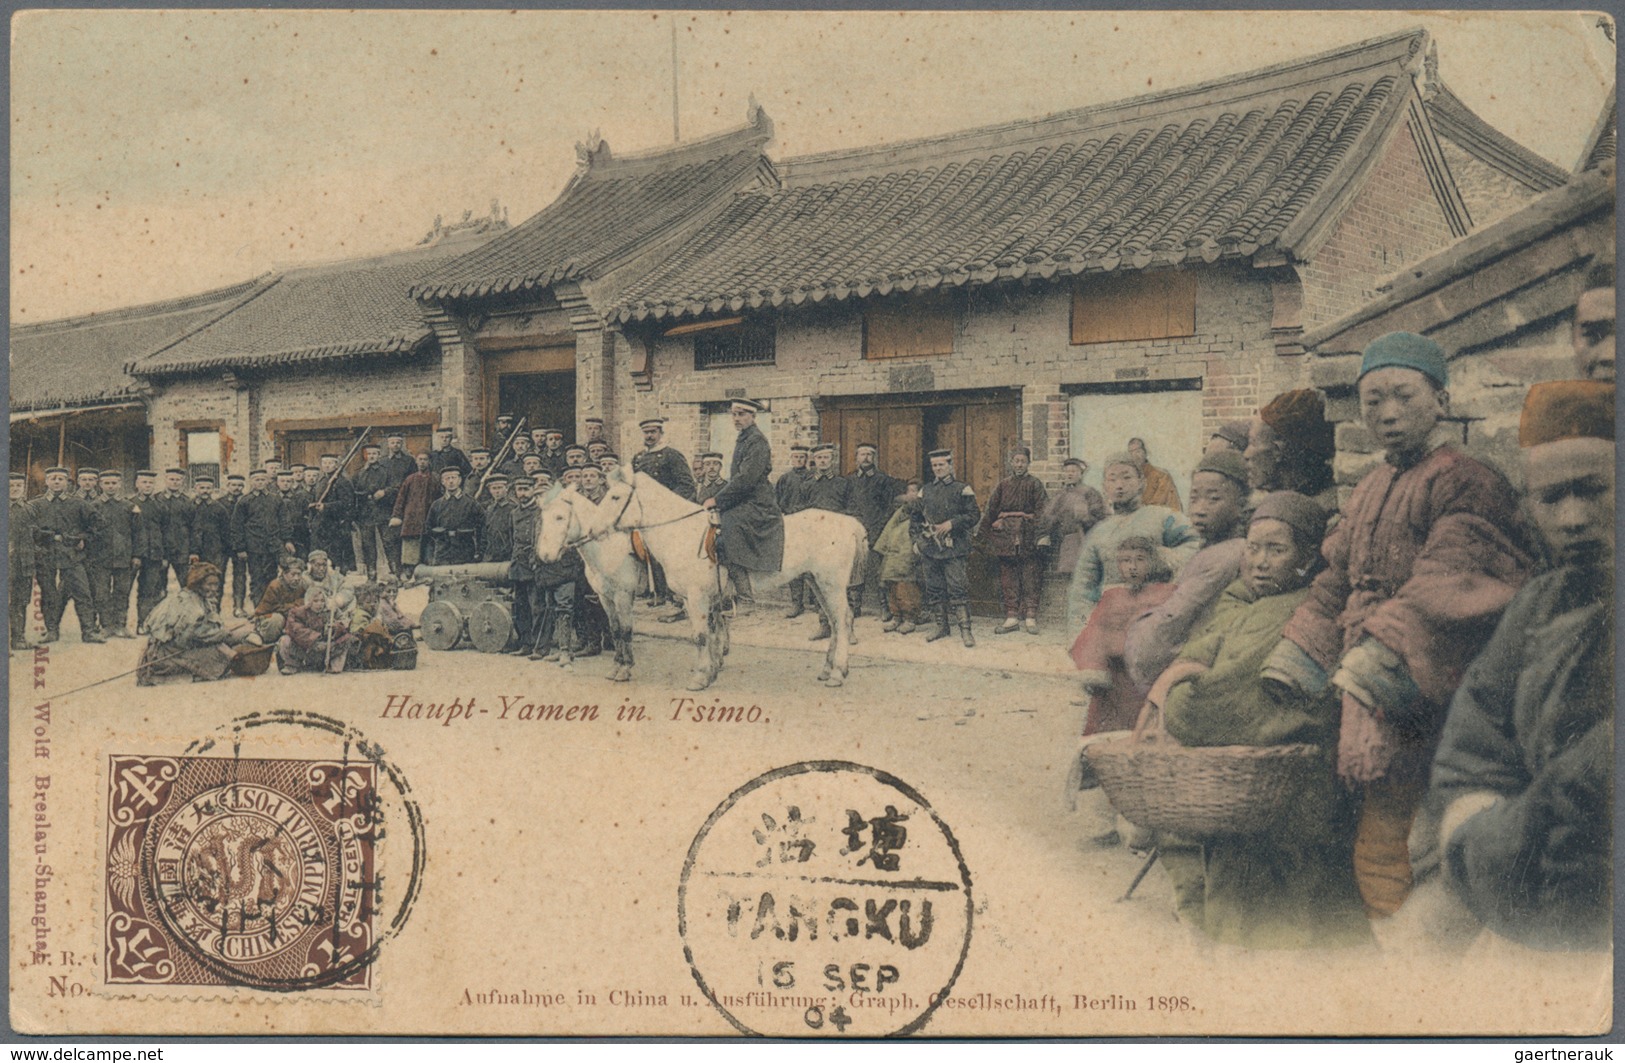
136 563 264 684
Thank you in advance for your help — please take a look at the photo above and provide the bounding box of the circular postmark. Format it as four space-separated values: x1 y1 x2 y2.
678 761 973 1037
121 709 425 992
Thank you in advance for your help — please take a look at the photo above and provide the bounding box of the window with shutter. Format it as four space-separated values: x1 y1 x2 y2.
1070 270 1198 345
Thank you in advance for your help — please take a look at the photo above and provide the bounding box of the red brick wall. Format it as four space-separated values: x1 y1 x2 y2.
1299 122 1460 329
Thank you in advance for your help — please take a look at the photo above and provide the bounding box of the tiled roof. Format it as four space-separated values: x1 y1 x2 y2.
133 234 496 378
611 29 1439 324
10 278 268 412
413 110 776 302
1424 82 1569 191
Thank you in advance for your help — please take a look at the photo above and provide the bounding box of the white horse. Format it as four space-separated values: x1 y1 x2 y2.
533 487 642 682
595 466 868 690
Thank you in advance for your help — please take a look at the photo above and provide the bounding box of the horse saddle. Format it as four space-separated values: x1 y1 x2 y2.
631 530 651 564
700 525 718 565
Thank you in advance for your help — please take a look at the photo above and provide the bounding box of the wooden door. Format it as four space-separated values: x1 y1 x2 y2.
877 408 923 482
962 401 1019 616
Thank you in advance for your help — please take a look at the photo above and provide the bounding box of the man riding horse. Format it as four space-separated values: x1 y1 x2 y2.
700 398 784 613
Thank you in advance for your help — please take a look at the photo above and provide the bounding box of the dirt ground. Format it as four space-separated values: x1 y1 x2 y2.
9 587 1611 1037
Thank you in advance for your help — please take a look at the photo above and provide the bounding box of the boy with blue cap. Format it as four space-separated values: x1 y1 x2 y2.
1263 332 1535 926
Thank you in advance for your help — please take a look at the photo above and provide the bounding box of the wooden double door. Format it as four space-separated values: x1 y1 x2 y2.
819 390 1020 615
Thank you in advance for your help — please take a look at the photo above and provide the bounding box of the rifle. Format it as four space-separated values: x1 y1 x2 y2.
313 427 374 509
477 416 529 500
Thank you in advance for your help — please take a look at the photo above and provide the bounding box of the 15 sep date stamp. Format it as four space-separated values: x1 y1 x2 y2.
679 762 973 1037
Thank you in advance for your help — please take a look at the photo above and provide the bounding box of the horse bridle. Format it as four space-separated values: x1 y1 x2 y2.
607 477 707 534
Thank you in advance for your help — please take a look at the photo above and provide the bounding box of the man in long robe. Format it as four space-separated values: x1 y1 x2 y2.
980 445 1049 634
1424 381 1613 951
1264 332 1534 920
1036 458 1106 578
137 563 261 684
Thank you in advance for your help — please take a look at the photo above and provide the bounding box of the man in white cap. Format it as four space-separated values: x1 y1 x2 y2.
632 417 696 611
909 448 980 647
700 399 784 612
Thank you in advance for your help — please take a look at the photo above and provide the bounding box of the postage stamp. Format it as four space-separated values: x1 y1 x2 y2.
679 761 973 1037
104 754 379 992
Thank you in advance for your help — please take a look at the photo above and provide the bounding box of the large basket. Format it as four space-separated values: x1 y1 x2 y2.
1084 705 1323 837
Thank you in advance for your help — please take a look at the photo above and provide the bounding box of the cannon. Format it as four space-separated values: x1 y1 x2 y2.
415 562 517 653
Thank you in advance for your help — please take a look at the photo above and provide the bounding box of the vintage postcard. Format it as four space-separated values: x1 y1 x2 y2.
8 9 1616 1038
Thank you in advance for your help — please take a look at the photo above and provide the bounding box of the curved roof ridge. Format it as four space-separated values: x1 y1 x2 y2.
13 274 270 334
777 27 1428 185
574 102 774 181
1425 80 1569 190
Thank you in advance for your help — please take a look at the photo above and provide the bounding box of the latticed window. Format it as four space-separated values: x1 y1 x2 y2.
691 319 777 370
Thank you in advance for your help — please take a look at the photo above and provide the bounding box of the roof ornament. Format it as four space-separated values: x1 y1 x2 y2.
575 130 610 176
1419 40 1441 101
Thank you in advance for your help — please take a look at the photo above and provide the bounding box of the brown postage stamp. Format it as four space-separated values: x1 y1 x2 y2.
8 7 1617 1039
104 754 379 993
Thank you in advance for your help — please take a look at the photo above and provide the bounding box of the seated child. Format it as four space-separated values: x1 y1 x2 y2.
1148 492 1369 949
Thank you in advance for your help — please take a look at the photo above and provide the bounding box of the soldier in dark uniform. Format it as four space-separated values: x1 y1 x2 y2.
353 443 394 579
632 418 696 609
307 454 355 573
78 468 109 634
220 473 250 615
701 399 785 612
506 477 541 654
564 444 589 471
587 441 610 466
480 474 518 563
76 468 102 503
430 427 472 481
9 473 38 650
846 442 904 622
189 475 233 612
287 466 315 557
232 468 287 605
910 448 981 647
33 466 105 643
273 469 304 561
467 448 494 501
520 453 547 489
798 443 860 637
583 416 606 447
426 468 481 565
693 453 726 502
94 471 140 637
775 444 812 617
495 435 529 482
381 431 416 484
494 413 517 446
157 468 194 589
598 453 620 473
537 429 567 480
132 471 168 631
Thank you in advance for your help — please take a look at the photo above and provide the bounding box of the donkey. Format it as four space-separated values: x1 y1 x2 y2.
593 466 868 691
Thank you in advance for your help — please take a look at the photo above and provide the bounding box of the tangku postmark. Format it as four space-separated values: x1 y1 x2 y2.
679 761 973 1037
105 754 379 991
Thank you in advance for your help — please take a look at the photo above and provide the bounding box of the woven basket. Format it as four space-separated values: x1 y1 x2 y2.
1083 703 1323 837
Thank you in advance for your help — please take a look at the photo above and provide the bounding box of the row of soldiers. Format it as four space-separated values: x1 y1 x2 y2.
3 415 636 650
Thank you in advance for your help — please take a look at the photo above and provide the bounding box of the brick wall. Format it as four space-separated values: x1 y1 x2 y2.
147 359 442 475
1299 122 1460 329
640 266 1306 489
